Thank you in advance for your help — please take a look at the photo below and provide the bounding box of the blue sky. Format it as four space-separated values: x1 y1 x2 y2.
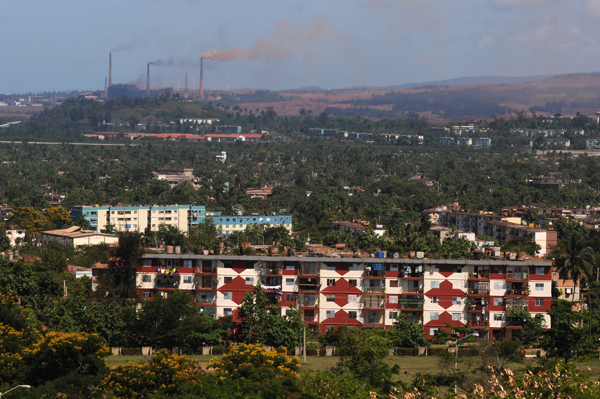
2 0 600 93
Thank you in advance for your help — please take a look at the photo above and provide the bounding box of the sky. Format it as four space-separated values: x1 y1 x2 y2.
2 0 600 93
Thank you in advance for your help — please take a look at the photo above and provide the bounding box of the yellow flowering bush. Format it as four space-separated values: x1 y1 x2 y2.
209 344 301 397
103 349 201 398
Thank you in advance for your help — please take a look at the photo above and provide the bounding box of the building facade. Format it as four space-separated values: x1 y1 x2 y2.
71 205 207 233
136 254 552 339
71 205 292 236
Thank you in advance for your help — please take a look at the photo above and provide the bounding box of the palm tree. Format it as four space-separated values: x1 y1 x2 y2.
554 236 594 301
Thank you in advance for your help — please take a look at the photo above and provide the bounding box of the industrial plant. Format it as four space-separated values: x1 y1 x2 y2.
101 53 230 101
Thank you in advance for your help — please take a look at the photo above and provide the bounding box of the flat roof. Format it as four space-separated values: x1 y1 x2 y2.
141 254 550 265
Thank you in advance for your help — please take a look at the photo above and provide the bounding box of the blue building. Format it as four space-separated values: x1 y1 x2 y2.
207 214 293 235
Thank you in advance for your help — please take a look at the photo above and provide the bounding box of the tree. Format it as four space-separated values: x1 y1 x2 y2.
520 313 546 345
44 206 72 230
187 219 220 251
103 231 144 300
332 329 399 394
553 235 594 300
552 218 590 242
542 299 586 362
501 237 541 256
388 314 428 348
0 228 11 252
236 285 270 344
101 223 116 234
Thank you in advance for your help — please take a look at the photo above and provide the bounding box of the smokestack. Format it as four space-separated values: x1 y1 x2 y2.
146 63 150 97
105 77 107 92
109 53 112 87
200 57 204 99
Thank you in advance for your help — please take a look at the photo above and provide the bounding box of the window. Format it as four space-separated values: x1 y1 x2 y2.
431 265 440 272
142 275 152 283
536 267 545 275
494 282 506 290
389 311 399 320
143 259 152 267
349 263 358 271
389 280 399 288
430 328 439 335
327 279 336 287
348 295 357 303
223 308 232 316
142 291 151 298
430 312 439 320
535 283 544 291
493 298 503 306
183 276 192 284
286 278 295 286
431 281 440 289
349 279 357 287
452 313 461 321
494 313 503 321
183 260 192 268
326 310 335 318
535 298 544 306
224 292 232 300
390 264 399 272
224 277 232 284
494 266 504 274
286 264 295 270
245 277 254 285
452 297 461 305
245 261 254 269
348 311 357 319
286 294 295 302
326 263 336 271
431 297 439 303
223 261 233 268
453 266 462 273
389 295 398 304
327 295 335 302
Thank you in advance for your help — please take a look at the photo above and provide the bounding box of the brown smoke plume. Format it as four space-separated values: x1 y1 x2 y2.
201 15 335 61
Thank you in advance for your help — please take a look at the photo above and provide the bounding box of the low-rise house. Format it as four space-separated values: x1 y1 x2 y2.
42 226 119 248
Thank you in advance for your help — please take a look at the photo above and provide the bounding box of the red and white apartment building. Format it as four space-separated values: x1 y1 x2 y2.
136 254 552 339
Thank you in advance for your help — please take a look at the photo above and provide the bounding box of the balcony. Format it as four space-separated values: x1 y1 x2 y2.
468 271 490 280
466 299 489 312
401 271 424 279
506 288 529 296
403 312 423 323
299 267 319 276
299 299 319 308
507 271 529 281
298 278 320 292
467 288 490 295
196 266 217 274
261 268 282 276
401 299 424 310
466 318 489 328
302 312 319 323
363 296 385 309
195 297 216 305
364 270 386 278
195 277 218 290
363 285 385 293
506 303 528 312
155 275 180 289
506 317 526 328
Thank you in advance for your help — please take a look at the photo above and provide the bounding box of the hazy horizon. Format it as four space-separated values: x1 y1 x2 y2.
3 0 600 93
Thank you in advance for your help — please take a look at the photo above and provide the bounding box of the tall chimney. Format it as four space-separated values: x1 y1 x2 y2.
109 53 112 87
200 57 204 99
146 63 150 97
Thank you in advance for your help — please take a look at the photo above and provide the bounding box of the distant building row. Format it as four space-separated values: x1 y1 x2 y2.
438 137 491 148
70 205 292 235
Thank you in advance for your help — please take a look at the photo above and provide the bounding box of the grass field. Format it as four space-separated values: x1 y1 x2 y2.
105 353 600 387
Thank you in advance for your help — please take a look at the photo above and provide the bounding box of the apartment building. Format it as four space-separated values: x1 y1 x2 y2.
425 209 557 256
71 205 206 233
136 254 552 340
210 214 293 235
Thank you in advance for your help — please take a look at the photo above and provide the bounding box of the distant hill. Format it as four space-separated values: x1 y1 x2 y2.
383 75 554 90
